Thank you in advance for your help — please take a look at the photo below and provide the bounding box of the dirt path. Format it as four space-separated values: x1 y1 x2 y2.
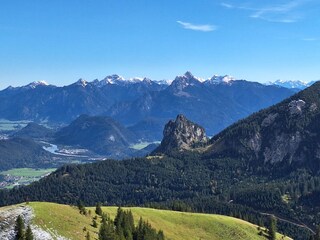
259 212 315 235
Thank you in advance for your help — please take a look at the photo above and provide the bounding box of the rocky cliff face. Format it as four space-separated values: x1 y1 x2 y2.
153 114 208 154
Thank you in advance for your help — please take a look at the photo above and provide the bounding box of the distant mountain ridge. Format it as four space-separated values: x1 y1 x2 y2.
0 72 296 139
6 72 240 89
268 79 317 90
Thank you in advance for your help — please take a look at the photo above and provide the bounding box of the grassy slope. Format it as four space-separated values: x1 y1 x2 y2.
23 202 291 240
29 202 99 239
99 207 290 240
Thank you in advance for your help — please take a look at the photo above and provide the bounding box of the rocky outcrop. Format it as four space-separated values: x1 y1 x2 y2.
288 99 306 115
263 131 302 164
153 114 208 154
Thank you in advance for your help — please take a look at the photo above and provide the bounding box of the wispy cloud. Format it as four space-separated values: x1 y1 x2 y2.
302 37 318 41
220 2 234 9
177 21 217 32
221 0 310 23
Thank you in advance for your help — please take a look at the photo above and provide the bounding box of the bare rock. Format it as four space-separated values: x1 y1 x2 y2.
288 99 306 115
0 204 69 240
154 114 208 154
248 132 262 156
310 103 318 112
263 131 302 164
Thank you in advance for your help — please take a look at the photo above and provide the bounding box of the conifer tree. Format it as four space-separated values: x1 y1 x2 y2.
25 225 34 240
98 215 116 240
268 215 277 240
92 219 98 228
15 215 25 240
96 202 103 216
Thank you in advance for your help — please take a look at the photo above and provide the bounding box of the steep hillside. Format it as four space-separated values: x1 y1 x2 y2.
0 202 291 240
207 81 320 172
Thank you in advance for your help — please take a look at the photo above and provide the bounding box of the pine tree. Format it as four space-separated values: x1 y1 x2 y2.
78 201 87 215
268 215 277 240
96 202 103 216
15 215 25 240
98 215 116 240
92 219 98 228
25 225 34 240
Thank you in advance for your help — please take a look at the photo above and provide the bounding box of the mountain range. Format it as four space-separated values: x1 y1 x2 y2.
268 79 317 90
0 72 296 140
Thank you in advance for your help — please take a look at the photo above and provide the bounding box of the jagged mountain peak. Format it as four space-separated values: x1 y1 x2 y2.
24 80 50 89
94 74 126 86
153 114 208 154
73 78 88 87
184 71 194 79
104 74 125 83
170 72 202 92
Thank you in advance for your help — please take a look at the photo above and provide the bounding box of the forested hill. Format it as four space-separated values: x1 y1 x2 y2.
206 81 320 172
0 137 53 171
55 114 138 156
0 152 317 239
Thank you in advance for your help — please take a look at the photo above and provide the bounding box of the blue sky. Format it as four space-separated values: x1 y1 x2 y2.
0 0 319 89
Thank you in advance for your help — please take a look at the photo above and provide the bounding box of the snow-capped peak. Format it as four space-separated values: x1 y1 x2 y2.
156 79 172 85
102 74 125 84
268 79 314 90
170 72 203 92
129 77 144 83
206 75 235 84
25 81 49 89
75 78 88 87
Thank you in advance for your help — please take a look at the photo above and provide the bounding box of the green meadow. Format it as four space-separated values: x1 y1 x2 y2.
15 202 292 240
